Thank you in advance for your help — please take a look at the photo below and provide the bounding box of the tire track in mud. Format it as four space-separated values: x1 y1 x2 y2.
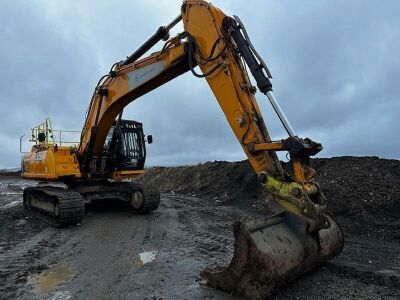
3 208 155 299
118 194 244 300
141 211 165 254
0 178 59 299
138 193 234 259
64 212 152 299
163 193 247 282
3 188 399 299
0 227 60 299
176 207 234 260
171 194 234 255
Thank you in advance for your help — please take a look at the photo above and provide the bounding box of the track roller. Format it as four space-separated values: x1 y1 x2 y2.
129 184 160 213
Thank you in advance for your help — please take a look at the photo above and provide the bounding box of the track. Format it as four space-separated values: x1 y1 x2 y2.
1 185 400 299
21 181 160 228
23 186 84 227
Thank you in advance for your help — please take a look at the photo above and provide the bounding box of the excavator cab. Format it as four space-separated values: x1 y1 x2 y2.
102 120 148 172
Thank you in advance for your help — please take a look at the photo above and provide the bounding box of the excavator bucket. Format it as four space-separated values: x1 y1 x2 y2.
201 212 344 300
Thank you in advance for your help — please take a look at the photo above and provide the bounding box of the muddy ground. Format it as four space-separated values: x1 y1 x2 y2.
141 156 400 241
0 156 399 299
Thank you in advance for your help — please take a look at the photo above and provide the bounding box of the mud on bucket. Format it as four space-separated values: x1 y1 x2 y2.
200 212 344 300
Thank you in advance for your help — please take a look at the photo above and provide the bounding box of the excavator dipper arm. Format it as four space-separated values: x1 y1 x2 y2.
76 1 343 298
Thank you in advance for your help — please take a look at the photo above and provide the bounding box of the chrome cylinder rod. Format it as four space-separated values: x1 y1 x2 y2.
266 91 297 137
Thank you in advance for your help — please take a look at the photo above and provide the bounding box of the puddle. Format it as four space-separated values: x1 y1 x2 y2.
29 264 72 294
134 251 157 267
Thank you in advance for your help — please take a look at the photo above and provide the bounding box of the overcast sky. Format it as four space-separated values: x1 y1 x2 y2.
0 0 399 168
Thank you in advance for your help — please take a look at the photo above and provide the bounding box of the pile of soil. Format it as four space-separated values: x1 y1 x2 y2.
312 157 400 240
139 161 262 207
139 156 400 240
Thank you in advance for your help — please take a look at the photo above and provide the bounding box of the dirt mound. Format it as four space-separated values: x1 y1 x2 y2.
0 171 21 177
312 156 400 240
140 161 263 208
140 156 400 240
312 157 400 216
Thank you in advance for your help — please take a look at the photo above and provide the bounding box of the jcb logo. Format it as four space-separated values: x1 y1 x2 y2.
35 152 45 161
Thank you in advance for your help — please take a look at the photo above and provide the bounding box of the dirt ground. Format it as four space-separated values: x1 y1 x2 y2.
141 156 400 241
0 156 399 299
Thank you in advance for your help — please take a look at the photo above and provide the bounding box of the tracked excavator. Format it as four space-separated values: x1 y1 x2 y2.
21 1 344 298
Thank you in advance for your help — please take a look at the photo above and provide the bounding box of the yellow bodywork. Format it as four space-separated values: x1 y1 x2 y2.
22 118 144 181
111 170 145 180
22 118 81 180
22 145 81 180
22 146 145 181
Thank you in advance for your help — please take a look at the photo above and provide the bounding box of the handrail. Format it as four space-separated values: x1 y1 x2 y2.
29 118 80 147
20 134 26 153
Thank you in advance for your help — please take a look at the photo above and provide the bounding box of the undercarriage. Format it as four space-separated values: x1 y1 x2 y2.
23 181 160 227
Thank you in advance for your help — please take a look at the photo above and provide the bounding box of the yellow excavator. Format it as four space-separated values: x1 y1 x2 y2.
21 1 344 298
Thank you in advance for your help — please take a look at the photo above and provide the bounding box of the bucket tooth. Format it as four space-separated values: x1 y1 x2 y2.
201 212 344 300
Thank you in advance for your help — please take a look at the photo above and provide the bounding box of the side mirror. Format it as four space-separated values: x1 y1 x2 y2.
147 135 153 144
